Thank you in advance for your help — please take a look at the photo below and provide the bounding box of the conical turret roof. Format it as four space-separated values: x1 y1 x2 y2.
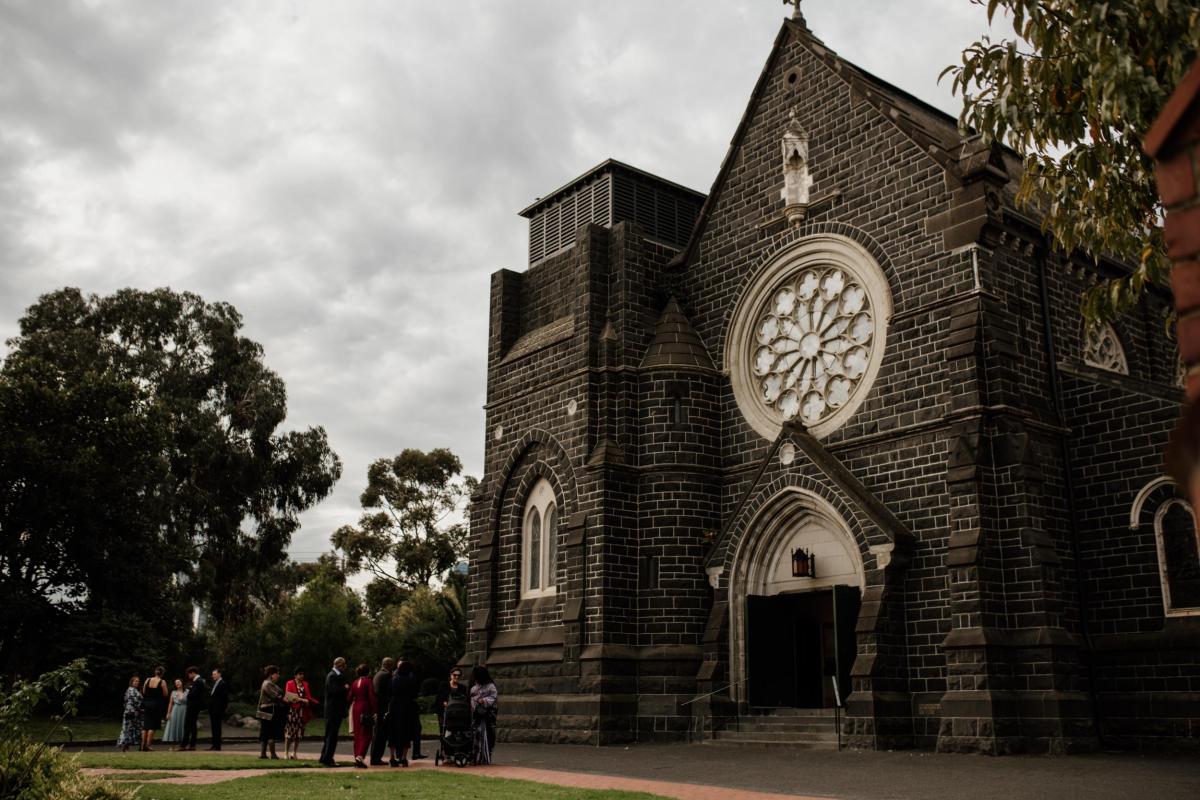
640 299 716 371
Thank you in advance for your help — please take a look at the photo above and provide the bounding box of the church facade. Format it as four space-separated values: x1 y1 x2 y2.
464 14 1199 754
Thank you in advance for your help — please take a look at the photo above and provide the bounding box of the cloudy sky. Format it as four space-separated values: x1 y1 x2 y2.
0 1 993 566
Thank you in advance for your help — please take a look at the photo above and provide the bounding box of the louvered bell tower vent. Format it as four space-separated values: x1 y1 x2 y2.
520 160 705 266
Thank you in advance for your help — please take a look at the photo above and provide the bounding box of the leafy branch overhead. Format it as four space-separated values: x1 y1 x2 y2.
943 0 1200 322
333 448 478 590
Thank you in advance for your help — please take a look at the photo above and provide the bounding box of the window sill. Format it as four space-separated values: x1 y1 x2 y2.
517 592 559 613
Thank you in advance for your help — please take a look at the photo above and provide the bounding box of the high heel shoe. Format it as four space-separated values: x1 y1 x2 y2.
388 758 400 767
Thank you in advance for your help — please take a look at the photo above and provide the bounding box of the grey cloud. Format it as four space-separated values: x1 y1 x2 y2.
1 1 991 565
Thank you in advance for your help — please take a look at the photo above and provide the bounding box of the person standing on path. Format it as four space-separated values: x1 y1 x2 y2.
162 679 187 746
470 665 498 763
208 668 229 751
319 656 349 767
117 675 144 752
257 665 287 760
369 657 394 766
141 666 168 752
387 659 419 767
284 667 318 760
347 663 377 769
181 666 206 751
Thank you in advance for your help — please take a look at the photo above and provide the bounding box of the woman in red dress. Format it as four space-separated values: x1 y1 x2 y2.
347 663 377 768
284 667 319 760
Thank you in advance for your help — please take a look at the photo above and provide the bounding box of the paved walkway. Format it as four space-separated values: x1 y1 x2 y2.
87 761 819 799
78 741 1200 800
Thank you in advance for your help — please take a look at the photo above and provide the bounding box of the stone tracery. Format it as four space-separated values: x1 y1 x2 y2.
751 264 874 426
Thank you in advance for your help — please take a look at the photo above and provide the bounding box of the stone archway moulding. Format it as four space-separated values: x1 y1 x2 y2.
725 485 867 706
482 428 579 549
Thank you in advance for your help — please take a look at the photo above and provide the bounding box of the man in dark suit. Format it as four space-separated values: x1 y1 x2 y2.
207 668 229 750
369 657 394 766
182 666 206 751
319 656 349 766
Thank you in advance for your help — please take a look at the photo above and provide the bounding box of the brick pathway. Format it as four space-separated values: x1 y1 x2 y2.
85 760 826 799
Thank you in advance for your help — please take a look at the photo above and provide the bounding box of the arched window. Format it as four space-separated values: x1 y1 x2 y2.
1130 477 1200 616
1083 322 1128 375
522 479 558 598
1155 500 1200 615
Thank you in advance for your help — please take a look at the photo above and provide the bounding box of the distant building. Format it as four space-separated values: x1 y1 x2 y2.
465 12 1196 753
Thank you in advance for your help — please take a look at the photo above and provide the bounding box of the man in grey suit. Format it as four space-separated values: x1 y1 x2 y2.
318 657 349 766
368 657 395 765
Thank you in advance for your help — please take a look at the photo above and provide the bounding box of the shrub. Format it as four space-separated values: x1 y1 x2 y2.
0 661 133 800
0 740 134 800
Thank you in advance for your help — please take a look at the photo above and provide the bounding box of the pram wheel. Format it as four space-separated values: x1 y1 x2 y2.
454 753 467 767
435 752 441 766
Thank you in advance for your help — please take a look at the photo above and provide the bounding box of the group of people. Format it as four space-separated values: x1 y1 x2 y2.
319 657 497 769
116 658 499 768
117 666 229 752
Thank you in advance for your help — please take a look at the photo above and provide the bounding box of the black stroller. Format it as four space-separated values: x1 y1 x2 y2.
435 692 475 767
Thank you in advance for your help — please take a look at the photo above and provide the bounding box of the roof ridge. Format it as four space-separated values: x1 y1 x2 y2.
670 18 974 271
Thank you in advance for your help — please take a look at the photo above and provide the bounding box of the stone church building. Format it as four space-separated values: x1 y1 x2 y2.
464 12 1199 754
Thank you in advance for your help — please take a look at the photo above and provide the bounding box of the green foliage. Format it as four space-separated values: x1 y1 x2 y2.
374 585 466 681
0 741 135 800
0 287 342 680
0 661 132 800
0 659 88 743
364 578 411 621
332 448 477 590
213 563 366 698
944 0 1200 321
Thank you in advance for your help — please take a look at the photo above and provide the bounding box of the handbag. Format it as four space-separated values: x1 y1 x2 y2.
255 687 275 721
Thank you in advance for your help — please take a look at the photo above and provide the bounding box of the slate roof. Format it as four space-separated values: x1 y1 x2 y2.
640 299 717 371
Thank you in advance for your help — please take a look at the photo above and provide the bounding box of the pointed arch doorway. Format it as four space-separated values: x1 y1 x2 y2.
729 489 865 709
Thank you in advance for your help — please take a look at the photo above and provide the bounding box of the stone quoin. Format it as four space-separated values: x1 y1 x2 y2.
465 13 1199 754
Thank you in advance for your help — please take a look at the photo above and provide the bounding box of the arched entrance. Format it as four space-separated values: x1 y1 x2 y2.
728 488 865 709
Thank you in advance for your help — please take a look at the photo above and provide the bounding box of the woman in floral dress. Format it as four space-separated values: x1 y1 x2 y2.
117 675 144 752
283 667 318 759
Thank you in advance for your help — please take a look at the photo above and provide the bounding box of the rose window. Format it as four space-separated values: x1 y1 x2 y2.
750 265 874 426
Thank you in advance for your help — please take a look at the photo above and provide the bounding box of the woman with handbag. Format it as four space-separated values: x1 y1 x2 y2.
283 667 319 760
257 665 287 759
347 663 377 769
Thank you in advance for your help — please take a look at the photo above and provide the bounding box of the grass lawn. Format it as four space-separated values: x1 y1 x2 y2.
126 771 666 800
29 716 122 743
74 752 317 770
32 713 440 743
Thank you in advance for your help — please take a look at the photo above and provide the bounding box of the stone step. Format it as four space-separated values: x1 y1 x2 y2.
744 707 838 717
702 734 838 750
713 729 835 743
718 721 837 734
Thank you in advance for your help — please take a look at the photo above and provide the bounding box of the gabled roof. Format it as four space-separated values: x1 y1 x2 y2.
640 299 716 371
671 16 985 270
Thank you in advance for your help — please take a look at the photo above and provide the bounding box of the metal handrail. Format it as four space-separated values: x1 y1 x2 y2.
679 677 747 708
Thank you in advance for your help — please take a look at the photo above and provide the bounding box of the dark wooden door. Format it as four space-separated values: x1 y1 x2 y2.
832 584 862 707
746 591 833 708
